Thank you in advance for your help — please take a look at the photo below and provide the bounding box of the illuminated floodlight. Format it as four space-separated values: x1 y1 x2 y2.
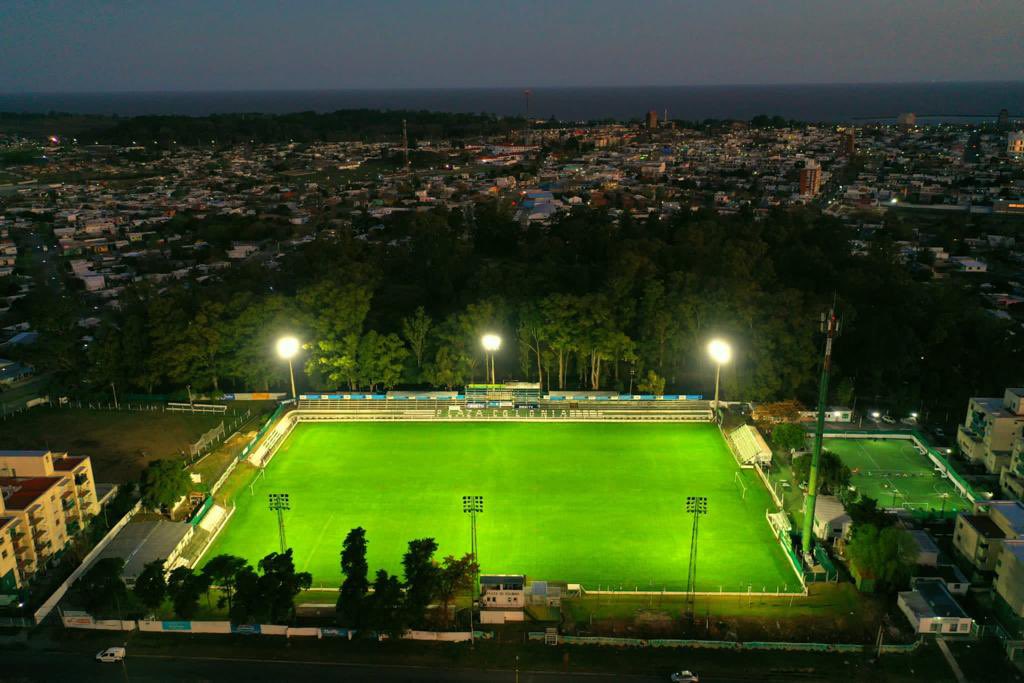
276 336 300 360
871 411 881 419
481 334 501 352
707 339 732 366
910 412 918 418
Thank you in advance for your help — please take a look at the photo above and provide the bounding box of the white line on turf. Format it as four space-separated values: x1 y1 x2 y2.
302 512 336 573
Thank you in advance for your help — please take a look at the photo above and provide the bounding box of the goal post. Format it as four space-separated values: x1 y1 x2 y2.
734 471 748 500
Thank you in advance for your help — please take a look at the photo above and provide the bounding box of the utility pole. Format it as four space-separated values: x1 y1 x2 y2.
685 495 708 621
111 383 119 410
801 306 841 559
268 493 290 554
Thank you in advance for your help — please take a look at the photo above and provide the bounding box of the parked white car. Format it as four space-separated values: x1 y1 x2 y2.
670 671 699 683
95 647 126 663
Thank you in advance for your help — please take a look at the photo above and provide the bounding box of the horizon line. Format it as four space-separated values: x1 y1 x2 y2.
4 79 1024 97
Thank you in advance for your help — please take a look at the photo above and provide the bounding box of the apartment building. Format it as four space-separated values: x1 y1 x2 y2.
953 500 1024 573
0 450 100 592
957 389 1024 475
995 539 1024 618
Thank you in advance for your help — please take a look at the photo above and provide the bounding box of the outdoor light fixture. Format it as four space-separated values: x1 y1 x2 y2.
707 339 732 411
277 336 300 360
871 411 881 419
276 336 301 399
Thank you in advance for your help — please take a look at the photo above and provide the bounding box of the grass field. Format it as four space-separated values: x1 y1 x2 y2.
825 437 971 514
0 407 224 481
204 422 799 593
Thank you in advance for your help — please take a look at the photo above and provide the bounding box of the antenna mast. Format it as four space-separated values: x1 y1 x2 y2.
523 89 532 146
402 118 410 169
801 305 841 559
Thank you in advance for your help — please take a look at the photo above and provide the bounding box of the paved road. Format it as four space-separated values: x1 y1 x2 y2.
0 650 666 683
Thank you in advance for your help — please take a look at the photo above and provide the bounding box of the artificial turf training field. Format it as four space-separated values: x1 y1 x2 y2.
824 437 971 515
203 422 798 593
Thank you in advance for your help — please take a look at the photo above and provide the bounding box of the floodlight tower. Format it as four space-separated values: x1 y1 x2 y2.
268 492 290 554
801 306 841 559
481 334 501 384
707 339 732 413
462 494 484 644
685 496 708 621
276 336 300 400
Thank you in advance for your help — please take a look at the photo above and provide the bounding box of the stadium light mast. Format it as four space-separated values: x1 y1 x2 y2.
685 496 708 621
276 336 301 400
801 306 841 560
707 339 732 413
268 492 290 554
462 495 484 647
481 334 501 384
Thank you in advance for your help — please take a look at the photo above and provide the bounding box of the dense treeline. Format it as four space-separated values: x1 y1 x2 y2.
89 110 526 146
16 205 1022 426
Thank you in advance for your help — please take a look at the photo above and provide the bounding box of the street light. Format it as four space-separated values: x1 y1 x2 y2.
706 339 732 412
276 336 301 400
481 334 501 384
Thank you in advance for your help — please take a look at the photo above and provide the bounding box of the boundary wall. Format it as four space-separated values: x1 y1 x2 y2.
527 631 921 654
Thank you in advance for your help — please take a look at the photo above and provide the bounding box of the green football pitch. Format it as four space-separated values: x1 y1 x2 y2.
203 422 799 593
824 437 971 514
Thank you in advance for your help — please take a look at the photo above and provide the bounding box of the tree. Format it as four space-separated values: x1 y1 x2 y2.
167 566 211 619
75 557 127 617
365 569 407 638
229 566 267 624
637 370 665 395
202 554 249 610
792 450 852 500
435 554 478 627
401 306 432 371
402 538 439 627
257 549 313 624
770 423 806 453
133 559 167 613
337 527 370 628
847 496 893 528
845 523 917 589
358 331 409 390
139 459 190 511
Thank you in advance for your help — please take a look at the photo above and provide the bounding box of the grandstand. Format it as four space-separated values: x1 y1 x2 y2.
727 425 772 467
295 389 713 423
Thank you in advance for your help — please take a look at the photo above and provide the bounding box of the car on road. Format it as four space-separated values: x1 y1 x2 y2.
881 415 896 424
670 671 699 683
95 647 126 663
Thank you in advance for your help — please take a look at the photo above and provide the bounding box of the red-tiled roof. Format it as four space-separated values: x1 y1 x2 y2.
0 476 63 509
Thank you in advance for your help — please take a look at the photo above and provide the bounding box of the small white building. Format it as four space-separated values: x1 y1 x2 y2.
898 578 973 635
813 495 852 541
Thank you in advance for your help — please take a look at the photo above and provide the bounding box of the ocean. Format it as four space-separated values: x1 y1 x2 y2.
1 82 1023 123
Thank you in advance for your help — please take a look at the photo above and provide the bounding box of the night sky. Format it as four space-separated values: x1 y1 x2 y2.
1 0 1022 91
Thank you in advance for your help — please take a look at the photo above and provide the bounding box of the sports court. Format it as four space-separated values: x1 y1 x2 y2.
203 422 799 593
824 437 971 514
